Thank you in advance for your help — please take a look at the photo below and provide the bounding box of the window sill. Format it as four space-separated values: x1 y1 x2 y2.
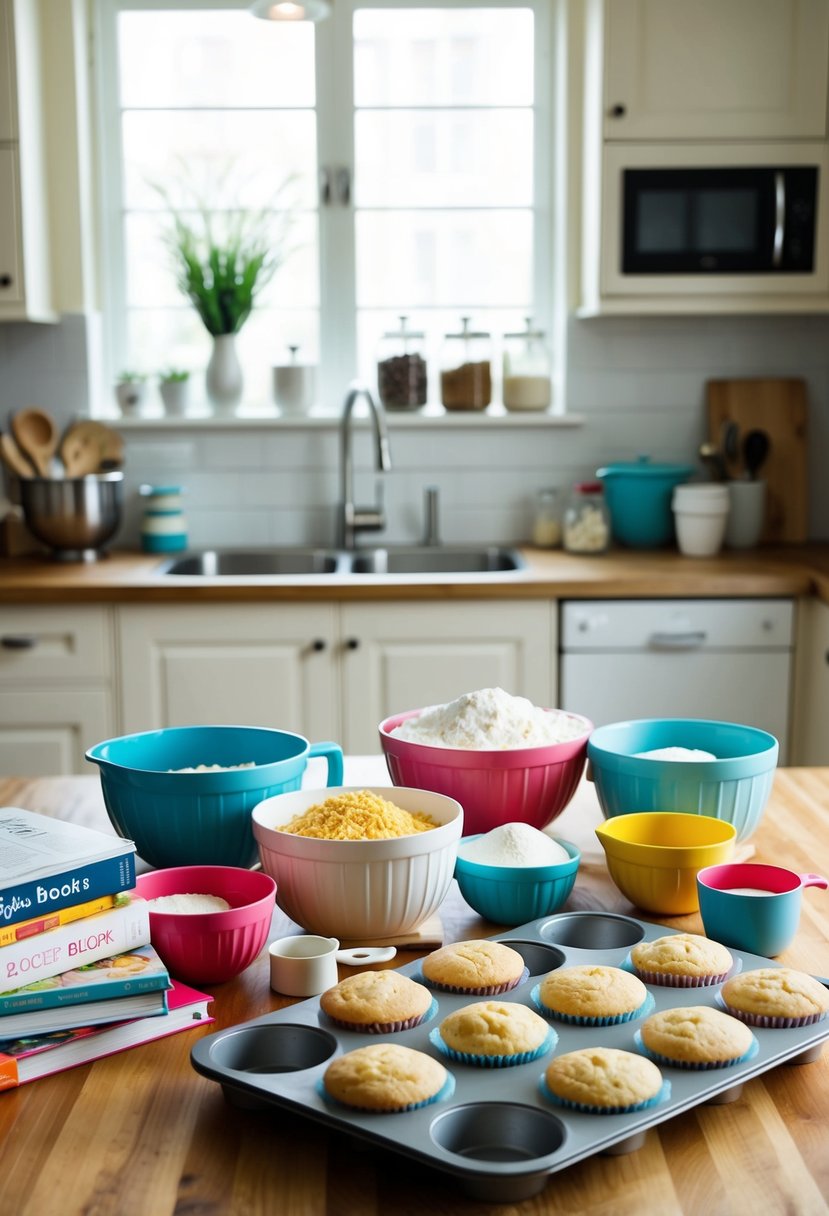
107 405 586 430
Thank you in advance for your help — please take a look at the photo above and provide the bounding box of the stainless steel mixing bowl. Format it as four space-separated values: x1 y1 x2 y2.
20 471 124 561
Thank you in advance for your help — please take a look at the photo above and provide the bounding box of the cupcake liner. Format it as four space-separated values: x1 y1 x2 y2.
316 1070 455 1113
538 1075 671 1115
715 993 828 1029
634 1027 760 1070
417 966 529 997
530 985 655 1026
324 998 438 1035
428 1024 557 1069
622 954 741 989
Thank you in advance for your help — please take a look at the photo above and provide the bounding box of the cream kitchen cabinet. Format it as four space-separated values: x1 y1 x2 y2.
339 601 555 754
116 600 555 754
0 606 117 775
791 597 829 764
596 0 829 141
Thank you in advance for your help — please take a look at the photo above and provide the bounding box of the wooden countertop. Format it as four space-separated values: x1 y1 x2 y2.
0 544 827 605
1 762 827 1216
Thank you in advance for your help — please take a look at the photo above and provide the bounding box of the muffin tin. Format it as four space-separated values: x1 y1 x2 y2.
190 913 829 1202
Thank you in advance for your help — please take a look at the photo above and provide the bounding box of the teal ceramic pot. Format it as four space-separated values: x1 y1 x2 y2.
596 456 694 548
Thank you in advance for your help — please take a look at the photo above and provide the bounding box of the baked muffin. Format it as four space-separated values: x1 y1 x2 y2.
544 1046 665 1114
432 999 554 1067
639 1006 756 1069
534 965 650 1025
320 970 433 1034
322 1043 450 1112
421 939 527 995
630 933 733 987
721 968 829 1028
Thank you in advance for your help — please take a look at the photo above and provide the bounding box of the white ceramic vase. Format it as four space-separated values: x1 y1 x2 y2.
206 334 243 413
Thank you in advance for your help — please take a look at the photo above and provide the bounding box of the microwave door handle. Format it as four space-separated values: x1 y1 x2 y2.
773 171 786 268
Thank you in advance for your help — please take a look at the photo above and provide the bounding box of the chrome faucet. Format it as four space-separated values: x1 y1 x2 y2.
338 381 392 549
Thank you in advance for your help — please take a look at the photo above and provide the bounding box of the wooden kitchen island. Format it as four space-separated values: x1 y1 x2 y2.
0 765 827 1216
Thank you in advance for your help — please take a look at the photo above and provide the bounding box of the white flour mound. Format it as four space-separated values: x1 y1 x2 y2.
634 747 717 761
458 823 571 867
148 893 231 914
391 687 586 750
169 762 256 773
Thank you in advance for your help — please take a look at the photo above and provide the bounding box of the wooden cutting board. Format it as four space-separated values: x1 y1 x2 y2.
706 378 809 543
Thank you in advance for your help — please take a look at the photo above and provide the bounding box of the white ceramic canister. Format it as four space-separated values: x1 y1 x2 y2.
273 346 317 415
725 479 766 549
672 483 730 557
139 484 188 554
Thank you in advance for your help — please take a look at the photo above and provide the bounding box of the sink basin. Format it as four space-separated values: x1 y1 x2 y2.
156 549 347 576
347 546 526 575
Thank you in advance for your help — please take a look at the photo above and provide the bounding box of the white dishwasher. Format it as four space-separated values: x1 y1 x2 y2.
559 599 794 762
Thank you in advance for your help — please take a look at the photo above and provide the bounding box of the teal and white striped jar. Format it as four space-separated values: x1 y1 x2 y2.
140 484 188 553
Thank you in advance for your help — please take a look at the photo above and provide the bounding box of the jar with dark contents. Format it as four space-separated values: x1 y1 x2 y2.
376 316 428 410
440 317 491 411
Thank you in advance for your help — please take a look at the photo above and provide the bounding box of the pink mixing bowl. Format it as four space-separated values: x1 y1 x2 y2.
135 865 276 985
379 709 593 836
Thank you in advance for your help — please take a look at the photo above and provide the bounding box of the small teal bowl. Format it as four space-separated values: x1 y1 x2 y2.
587 719 778 843
454 836 581 926
596 458 693 548
86 725 344 870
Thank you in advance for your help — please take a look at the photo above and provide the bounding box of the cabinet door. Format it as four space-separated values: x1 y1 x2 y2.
118 605 339 743
0 688 114 775
603 0 829 140
340 602 554 754
0 0 16 140
791 598 829 764
0 147 22 305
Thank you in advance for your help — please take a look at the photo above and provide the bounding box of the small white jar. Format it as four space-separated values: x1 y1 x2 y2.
672 484 730 557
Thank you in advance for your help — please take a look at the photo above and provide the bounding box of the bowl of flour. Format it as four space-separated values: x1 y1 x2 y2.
379 688 592 836
454 822 581 925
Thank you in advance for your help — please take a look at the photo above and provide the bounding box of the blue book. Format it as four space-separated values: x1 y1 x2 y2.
0 807 136 928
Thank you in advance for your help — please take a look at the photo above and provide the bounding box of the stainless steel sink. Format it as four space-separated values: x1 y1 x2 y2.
347 546 526 574
156 548 348 576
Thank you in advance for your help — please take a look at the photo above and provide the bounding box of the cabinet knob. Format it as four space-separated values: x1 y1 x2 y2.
345 637 360 650
0 274 12 288
1 635 37 649
311 638 327 652
608 103 626 118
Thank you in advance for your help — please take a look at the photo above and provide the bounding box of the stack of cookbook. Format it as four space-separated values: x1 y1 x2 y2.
0 807 213 1088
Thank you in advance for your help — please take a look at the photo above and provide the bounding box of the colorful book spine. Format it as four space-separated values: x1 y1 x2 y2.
0 852 136 929
0 898 150 995
0 945 170 1016
0 894 118 948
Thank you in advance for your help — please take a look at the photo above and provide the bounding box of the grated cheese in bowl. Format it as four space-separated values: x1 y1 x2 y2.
278 789 435 840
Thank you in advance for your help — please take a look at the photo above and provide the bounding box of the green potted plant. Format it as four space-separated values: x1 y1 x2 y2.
158 368 191 416
155 173 295 413
114 371 147 416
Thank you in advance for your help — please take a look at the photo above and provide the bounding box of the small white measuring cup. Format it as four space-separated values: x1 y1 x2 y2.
268 935 396 997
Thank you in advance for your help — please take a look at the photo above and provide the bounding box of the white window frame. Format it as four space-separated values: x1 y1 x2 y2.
94 0 560 413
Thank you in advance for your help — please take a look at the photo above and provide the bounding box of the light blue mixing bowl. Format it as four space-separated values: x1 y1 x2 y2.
587 718 778 843
596 457 693 548
86 725 344 869
454 836 581 926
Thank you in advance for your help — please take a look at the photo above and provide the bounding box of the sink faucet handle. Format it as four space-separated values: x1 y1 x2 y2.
423 485 440 546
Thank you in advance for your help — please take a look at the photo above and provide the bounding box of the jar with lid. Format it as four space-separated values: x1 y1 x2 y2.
376 316 428 411
502 318 552 413
440 317 491 411
532 488 562 548
563 482 610 554
139 484 188 554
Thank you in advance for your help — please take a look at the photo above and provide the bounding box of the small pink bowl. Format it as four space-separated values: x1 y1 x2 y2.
379 709 592 836
135 865 276 985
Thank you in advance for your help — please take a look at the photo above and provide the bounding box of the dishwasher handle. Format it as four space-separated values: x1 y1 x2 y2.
647 630 707 651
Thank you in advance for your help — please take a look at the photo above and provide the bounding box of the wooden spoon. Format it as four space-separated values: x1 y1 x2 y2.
60 421 125 477
11 408 58 478
0 432 36 479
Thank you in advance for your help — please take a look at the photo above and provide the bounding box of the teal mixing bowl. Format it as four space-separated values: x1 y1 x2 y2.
86 725 344 869
454 836 581 926
596 457 693 548
587 718 778 843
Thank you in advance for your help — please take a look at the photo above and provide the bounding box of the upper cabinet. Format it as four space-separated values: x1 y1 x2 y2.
0 0 54 322
601 0 829 142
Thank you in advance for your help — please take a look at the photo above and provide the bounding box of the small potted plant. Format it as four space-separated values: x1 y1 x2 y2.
159 368 191 416
114 371 147 416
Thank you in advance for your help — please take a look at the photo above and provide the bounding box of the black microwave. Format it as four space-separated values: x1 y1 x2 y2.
621 165 818 275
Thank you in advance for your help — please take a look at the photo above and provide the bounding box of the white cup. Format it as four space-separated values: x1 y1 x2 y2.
672 484 730 557
273 365 316 415
269 935 340 997
725 479 766 550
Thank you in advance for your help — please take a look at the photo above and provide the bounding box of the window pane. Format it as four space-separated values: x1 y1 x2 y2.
355 110 532 207
118 12 315 108
354 8 534 106
356 210 532 308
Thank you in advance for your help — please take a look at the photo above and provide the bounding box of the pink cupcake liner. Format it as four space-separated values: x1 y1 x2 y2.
632 967 730 989
720 1006 827 1029
324 999 437 1036
420 967 529 996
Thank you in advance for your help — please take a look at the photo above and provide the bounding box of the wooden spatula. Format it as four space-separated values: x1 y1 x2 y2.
0 432 36 479
60 421 125 477
10 407 58 478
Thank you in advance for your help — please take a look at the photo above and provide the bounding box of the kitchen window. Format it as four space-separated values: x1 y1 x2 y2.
95 0 557 412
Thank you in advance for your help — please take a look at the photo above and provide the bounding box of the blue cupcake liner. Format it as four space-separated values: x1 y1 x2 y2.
323 997 439 1035
634 1028 760 1070
530 984 655 1026
538 1074 671 1115
415 965 530 996
316 1069 455 1113
429 1023 557 1068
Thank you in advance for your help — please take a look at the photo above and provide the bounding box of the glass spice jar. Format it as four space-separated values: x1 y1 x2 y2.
376 316 428 411
532 488 562 548
440 317 492 411
502 318 553 413
563 482 610 554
